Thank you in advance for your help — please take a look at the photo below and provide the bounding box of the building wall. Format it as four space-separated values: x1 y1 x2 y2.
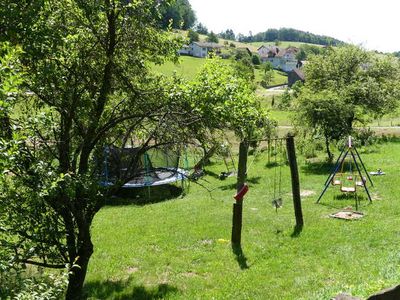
191 44 208 58
267 57 298 72
258 46 269 57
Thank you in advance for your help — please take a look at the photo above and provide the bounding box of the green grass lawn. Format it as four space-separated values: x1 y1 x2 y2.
85 139 400 299
152 56 287 88
152 56 207 81
254 68 287 86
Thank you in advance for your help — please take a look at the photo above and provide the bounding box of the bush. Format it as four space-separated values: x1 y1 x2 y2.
252 54 261 65
0 257 67 300
354 128 377 146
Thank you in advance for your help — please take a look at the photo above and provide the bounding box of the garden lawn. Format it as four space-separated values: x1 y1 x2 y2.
85 140 400 299
152 56 207 81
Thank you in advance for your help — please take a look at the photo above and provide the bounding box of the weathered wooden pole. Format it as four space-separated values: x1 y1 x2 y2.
286 134 304 229
231 141 249 246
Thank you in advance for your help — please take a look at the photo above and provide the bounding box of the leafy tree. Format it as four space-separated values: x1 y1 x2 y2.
207 31 219 43
232 56 255 85
218 29 235 41
159 0 196 30
295 48 307 61
191 58 272 141
0 3 270 299
261 70 274 88
294 45 400 159
0 1 185 298
196 22 208 35
0 43 23 140
251 54 261 65
238 28 344 46
264 61 273 72
187 29 199 43
393 51 400 58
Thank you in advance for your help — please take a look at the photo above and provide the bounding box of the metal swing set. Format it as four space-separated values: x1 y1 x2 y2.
316 136 373 209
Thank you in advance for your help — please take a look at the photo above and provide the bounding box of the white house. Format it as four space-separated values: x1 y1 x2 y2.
257 45 300 72
179 42 222 58
257 45 279 63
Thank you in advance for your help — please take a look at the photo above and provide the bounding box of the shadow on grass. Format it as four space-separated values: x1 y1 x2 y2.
317 194 371 211
203 169 221 179
105 185 184 206
291 224 303 238
231 244 249 270
301 161 335 175
84 280 178 300
218 176 262 191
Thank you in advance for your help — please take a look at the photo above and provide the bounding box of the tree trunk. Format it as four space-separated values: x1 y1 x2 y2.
65 224 93 300
194 145 217 170
325 136 333 162
0 114 12 140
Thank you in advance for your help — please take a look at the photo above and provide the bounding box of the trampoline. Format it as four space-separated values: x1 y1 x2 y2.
100 146 187 188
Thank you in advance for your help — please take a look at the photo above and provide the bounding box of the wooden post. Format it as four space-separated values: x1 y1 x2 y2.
231 141 249 246
286 135 304 229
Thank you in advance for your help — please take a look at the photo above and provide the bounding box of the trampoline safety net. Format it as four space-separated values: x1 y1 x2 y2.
101 146 185 188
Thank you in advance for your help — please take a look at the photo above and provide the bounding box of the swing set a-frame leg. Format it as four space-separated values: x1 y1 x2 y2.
323 147 346 186
350 150 373 203
353 147 374 187
316 148 350 203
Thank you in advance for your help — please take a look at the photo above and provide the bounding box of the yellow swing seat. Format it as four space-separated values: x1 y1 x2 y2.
340 175 357 193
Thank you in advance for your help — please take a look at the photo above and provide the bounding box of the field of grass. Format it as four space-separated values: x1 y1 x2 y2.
152 56 207 81
254 68 287 86
153 56 288 87
85 139 400 299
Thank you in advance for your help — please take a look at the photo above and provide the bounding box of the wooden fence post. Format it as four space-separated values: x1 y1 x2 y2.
231 141 249 246
286 135 304 229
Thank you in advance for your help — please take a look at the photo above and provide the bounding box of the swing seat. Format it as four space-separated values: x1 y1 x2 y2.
340 175 357 193
356 177 367 187
331 174 342 186
272 198 283 209
340 186 356 193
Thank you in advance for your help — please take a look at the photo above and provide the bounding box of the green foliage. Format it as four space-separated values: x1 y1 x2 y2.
218 29 235 41
238 27 344 46
0 1 187 298
231 57 255 86
187 29 199 43
261 70 274 88
0 42 23 139
295 48 307 61
206 31 219 43
159 0 196 30
251 54 261 65
195 22 208 35
3 271 68 300
295 45 400 158
190 58 272 140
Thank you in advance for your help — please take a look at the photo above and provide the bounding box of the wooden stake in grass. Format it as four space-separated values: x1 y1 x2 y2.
286 134 304 230
231 141 249 246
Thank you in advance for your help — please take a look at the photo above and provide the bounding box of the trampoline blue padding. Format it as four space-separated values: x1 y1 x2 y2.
101 168 188 188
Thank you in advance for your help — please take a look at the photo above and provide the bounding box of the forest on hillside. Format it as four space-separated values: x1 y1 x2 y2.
238 28 344 46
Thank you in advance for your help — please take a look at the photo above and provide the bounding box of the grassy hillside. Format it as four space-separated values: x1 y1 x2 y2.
152 56 287 86
153 56 207 80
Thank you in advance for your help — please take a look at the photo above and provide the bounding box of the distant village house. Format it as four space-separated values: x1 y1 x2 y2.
288 68 305 87
179 42 222 58
257 45 301 72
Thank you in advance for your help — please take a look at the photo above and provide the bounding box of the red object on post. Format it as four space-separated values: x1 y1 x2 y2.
234 184 249 201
